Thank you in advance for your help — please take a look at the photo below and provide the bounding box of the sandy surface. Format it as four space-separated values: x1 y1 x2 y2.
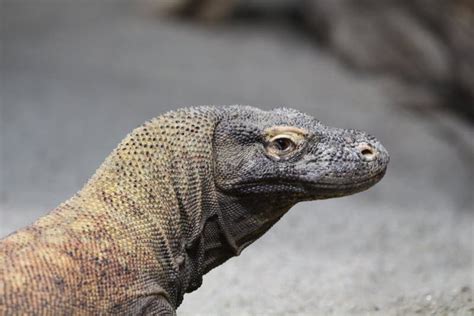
1 1 473 314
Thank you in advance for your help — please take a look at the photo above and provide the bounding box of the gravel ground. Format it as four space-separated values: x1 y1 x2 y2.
1 1 473 314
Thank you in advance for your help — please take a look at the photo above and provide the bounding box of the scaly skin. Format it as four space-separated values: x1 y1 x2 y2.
0 106 389 314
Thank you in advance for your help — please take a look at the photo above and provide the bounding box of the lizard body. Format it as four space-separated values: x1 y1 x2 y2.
0 105 389 314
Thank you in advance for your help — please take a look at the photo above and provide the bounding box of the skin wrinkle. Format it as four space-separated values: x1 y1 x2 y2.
0 105 389 315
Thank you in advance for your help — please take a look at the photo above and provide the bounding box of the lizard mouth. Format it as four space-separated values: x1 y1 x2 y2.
307 168 387 190
227 167 387 197
303 168 387 198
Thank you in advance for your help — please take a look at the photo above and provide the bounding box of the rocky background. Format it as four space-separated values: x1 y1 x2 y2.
158 0 474 120
1 0 473 315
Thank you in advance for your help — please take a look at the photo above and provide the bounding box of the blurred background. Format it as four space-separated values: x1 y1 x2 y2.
1 0 473 314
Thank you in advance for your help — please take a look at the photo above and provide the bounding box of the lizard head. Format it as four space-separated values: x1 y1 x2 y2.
214 106 389 202
198 106 389 271
203 106 390 257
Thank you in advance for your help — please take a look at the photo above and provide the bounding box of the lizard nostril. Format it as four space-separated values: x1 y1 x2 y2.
361 148 373 156
358 144 376 161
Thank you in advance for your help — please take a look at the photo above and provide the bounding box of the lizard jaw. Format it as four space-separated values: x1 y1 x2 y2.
222 167 387 199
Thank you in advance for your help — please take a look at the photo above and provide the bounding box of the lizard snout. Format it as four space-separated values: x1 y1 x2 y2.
355 140 390 179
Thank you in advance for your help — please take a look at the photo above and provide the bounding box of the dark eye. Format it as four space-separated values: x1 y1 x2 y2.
270 137 296 153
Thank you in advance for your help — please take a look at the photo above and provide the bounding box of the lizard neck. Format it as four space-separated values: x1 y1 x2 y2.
197 193 296 275
67 108 222 307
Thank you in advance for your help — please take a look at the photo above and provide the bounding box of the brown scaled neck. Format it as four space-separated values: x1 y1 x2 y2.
197 193 296 275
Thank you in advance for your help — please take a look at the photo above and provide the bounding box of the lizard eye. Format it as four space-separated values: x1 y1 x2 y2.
264 126 308 159
267 136 296 155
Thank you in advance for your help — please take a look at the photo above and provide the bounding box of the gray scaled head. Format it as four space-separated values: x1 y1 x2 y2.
213 106 389 202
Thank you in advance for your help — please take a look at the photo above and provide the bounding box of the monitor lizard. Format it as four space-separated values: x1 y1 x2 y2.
0 105 389 314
